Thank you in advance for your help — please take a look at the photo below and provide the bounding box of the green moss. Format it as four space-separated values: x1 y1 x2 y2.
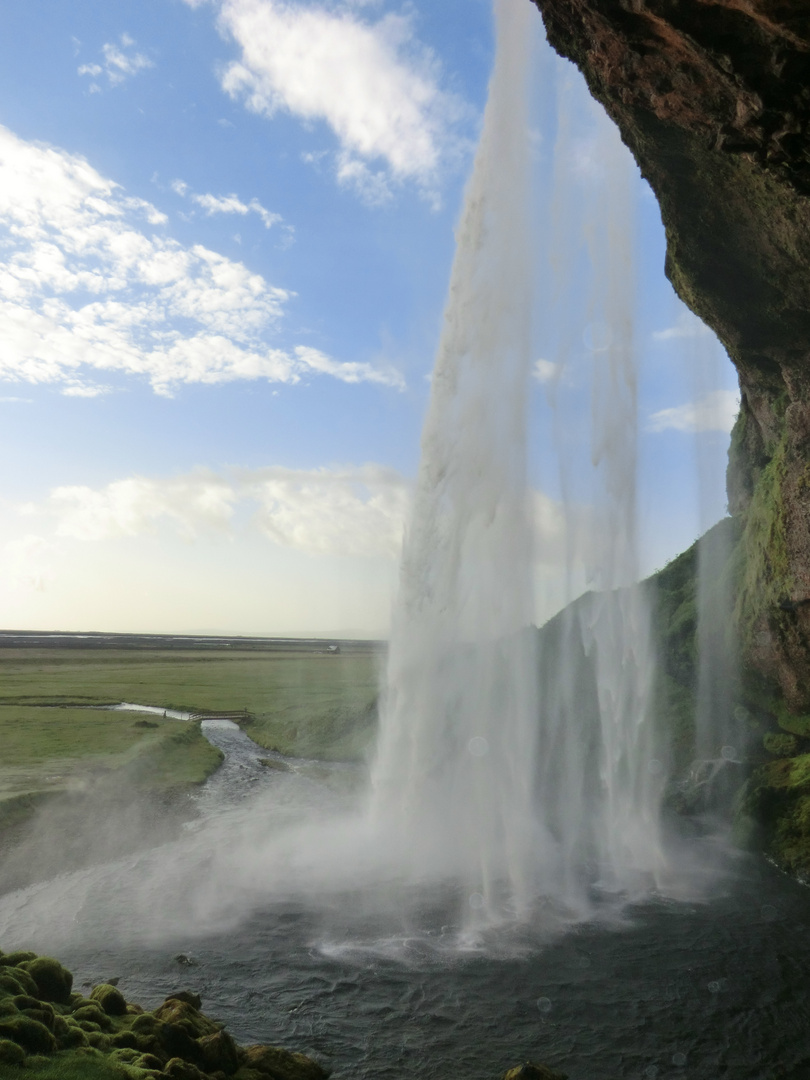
764 731 799 756
734 430 792 648
21 957 73 1005
90 985 128 1017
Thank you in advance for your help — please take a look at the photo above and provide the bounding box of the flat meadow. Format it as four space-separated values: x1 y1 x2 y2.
0 640 382 848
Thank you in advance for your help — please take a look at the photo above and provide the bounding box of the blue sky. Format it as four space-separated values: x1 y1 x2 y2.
0 0 739 635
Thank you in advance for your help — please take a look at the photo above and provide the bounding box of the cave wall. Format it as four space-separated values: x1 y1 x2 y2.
530 0 810 711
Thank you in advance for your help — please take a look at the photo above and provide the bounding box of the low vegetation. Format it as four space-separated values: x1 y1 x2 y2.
0 947 329 1079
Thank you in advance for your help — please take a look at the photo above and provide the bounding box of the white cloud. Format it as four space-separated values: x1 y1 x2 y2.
191 190 282 229
30 462 586 571
78 34 154 88
648 389 740 434
242 463 409 557
40 465 410 559
0 124 401 395
652 312 712 342
192 0 466 201
50 473 238 542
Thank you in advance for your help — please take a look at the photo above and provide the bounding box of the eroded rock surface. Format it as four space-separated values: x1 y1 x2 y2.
530 0 810 708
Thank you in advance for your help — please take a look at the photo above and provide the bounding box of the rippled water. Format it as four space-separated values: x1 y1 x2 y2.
2 720 809 1079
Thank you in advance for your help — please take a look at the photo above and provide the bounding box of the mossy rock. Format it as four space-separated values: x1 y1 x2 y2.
90 983 128 1016
241 1043 330 1080
503 1065 568 1080
165 991 202 1011
0 1014 57 1054
20 957 73 1004
2 967 38 997
0 952 37 968
0 1037 26 1066
73 1004 113 1030
163 1057 208 1080
198 1028 240 1075
764 732 799 757
153 998 218 1039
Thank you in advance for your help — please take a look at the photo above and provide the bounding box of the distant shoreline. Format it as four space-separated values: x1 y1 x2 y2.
0 630 386 653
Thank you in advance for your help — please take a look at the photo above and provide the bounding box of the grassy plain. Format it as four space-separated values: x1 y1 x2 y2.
0 645 381 810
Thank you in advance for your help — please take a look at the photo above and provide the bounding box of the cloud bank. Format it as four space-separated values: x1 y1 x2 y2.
648 389 740 434
0 125 402 396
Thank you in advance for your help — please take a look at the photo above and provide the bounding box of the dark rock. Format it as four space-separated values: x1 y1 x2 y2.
166 990 203 1011
241 1043 331 1079
199 1029 241 1075
503 1065 568 1080
529 0 810 715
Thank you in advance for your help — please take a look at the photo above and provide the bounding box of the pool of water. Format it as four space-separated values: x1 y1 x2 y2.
1 722 808 1080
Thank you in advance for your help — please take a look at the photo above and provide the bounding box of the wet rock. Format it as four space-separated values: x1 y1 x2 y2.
199 1029 241 1075
167 990 203 1011
241 1043 331 1079
154 998 219 1039
503 1065 568 1080
90 981 128 1016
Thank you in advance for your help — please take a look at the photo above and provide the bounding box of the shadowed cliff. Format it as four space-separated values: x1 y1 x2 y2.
530 0 810 712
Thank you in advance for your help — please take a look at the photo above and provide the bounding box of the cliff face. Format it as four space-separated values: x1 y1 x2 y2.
530 0 810 711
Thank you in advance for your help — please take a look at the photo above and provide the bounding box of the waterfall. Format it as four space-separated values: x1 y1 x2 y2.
371 5 668 923
369 0 545 922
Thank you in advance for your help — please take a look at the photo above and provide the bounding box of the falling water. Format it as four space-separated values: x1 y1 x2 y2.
369 0 544 922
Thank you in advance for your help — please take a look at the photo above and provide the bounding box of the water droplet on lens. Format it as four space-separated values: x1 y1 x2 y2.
468 736 489 757
721 745 737 760
578 955 591 968
761 904 777 921
648 758 663 775
469 892 485 910
644 1067 658 1079
536 996 552 1013
708 980 720 993
672 1052 687 1067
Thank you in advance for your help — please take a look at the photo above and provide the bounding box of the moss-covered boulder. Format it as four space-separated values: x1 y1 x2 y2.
199 1029 240 1075
20 956 73 1004
0 1037 26 1066
0 1013 57 1054
738 752 810 877
240 1043 330 1080
90 982 128 1016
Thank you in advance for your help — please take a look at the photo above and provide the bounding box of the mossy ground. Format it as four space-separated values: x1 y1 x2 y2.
0 949 329 1080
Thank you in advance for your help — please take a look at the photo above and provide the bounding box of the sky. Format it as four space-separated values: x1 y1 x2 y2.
0 0 740 637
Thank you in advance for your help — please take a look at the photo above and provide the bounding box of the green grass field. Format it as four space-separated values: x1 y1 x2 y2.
0 646 381 816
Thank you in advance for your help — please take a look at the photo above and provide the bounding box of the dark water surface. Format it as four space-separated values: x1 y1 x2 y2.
6 721 810 1080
